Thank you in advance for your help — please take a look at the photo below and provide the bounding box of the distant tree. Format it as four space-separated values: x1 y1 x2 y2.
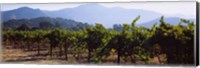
31 27 40 30
16 23 31 31
39 21 54 30
55 21 61 29
113 24 123 32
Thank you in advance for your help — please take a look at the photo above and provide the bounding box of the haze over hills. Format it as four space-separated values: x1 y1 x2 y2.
3 17 88 30
137 17 196 27
2 4 195 28
2 7 46 21
43 4 163 28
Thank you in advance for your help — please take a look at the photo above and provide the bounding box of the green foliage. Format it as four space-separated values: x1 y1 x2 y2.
2 16 194 64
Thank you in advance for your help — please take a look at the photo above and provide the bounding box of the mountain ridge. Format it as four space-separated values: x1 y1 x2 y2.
2 4 162 28
2 4 195 28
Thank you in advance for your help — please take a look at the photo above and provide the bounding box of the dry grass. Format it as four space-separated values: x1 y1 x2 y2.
2 45 87 64
1 45 166 64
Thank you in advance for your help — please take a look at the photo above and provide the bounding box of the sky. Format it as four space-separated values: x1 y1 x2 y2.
0 2 196 19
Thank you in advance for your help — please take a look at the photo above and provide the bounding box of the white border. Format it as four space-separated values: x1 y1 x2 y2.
0 0 199 68
0 0 196 3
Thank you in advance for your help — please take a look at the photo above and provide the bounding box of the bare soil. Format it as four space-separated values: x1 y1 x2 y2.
1 45 166 64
